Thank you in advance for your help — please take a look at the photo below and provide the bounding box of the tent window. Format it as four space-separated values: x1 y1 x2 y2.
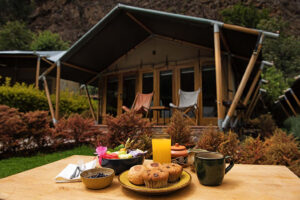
180 67 194 92
142 72 153 94
123 75 136 110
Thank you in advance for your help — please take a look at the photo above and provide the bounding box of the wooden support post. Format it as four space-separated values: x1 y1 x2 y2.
283 95 297 116
35 56 41 89
214 24 224 129
247 91 261 119
62 62 98 75
289 88 300 107
84 84 96 121
55 61 61 120
222 34 264 129
42 76 56 124
278 99 290 118
117 74 123 116
126 12 153 34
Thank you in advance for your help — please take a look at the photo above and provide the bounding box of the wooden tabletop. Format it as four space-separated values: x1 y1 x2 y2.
0 155 299 200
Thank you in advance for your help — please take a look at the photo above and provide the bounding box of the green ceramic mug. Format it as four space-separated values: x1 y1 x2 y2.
194 152 234 186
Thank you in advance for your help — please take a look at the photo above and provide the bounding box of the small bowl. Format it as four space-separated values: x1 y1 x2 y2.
80 168 114 189
101 155 144 175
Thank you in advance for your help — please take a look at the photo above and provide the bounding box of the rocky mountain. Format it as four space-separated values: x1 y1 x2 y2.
28 0 300 44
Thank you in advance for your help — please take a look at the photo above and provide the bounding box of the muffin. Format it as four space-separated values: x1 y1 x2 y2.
145 162 161 169
162 163 183 183
142 168 169 188
128 165 146 185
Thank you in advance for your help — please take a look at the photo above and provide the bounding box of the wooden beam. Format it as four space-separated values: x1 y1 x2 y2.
289 88 300 107
117 74 123 116
220 31 231 53
86 35 153 85
247 92 261 119
243 68 262 106
42 76 56 124
223 24 260 36
84 84 97 121
222 34 264 129
97 78 102 123
213 24 224 128
126 12 153 34
62 62 98 75
35 56 41 89
39 63 56 79
283 95 297 116
245 84 260 117
55 62 61 120
41 57 54 65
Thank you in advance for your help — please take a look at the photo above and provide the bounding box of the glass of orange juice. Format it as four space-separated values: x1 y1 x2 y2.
152 133 171 163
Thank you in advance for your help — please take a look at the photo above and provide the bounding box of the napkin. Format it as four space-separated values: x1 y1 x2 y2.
55 159 97 183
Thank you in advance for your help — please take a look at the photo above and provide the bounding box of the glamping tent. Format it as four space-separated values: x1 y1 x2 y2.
12 4 279 129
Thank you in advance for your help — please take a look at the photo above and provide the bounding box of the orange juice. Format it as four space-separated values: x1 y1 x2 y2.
152 137 171 163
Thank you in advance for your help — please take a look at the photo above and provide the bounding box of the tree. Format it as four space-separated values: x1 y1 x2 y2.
30 30 69 51
0 20 33 50
257 18 300 78
220 3 269 28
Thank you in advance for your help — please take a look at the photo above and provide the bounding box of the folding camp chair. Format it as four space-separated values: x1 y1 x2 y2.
169 89 200 124
122 92 153 117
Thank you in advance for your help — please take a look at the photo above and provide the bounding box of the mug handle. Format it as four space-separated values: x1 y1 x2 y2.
225 156 234 174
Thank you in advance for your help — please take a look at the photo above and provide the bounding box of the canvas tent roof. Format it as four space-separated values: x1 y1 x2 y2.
51 4 278 85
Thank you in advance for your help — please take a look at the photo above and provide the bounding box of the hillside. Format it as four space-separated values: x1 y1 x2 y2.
29 0 300 44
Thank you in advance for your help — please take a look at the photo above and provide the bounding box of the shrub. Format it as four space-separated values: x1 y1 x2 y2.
239 136 266 164
0 78 94 116
0 20 33 50
165 110 194 146
264 129 300 166
248 114 277 138
23 110 52 149
0 105 27 152
104 111 153 149
220 3 269 28
196 126 225 152
53 114 102 147
283 116 300 139
218 130 240 162
30 30 69 51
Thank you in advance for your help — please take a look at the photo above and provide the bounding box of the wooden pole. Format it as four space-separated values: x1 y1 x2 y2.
245 84 260 118
39 63 56 79
84 84 97 121
283 95 297 116
42 76 56 124
243 61 272 106
278 99 290 118
126 12 153 34
222 34 264 129
55 61 61 120
35 56 41 89
246 91 261 119
213 24 224 128
289 88 300 107
62 62 98 75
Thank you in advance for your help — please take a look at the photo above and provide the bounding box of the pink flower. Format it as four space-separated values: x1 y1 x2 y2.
96 146 107 165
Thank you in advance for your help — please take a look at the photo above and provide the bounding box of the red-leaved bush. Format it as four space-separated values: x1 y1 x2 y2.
104 111 153 148
52 114 103 147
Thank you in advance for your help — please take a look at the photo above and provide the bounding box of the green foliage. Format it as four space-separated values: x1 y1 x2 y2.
0 77 93 116
283 116 300 139
220 3 269 28
165 110 194 146
261 66 290 103
30 30 69 51
0 21 33 50
0 0 34 25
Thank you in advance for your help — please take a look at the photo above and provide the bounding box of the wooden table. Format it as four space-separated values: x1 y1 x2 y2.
149 106 170 125
0 155 299 200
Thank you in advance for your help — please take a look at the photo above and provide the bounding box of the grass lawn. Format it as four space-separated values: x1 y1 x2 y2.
0 145 95 179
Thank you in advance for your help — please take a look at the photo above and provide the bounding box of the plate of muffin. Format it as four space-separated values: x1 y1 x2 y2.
118 162 191 195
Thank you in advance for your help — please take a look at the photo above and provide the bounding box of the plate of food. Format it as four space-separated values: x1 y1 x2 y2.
118 162 192 195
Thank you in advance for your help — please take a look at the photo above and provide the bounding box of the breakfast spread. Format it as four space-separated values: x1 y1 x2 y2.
128 162 183 188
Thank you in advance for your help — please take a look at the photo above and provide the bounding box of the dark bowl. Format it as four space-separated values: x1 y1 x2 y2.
101 155 144 175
